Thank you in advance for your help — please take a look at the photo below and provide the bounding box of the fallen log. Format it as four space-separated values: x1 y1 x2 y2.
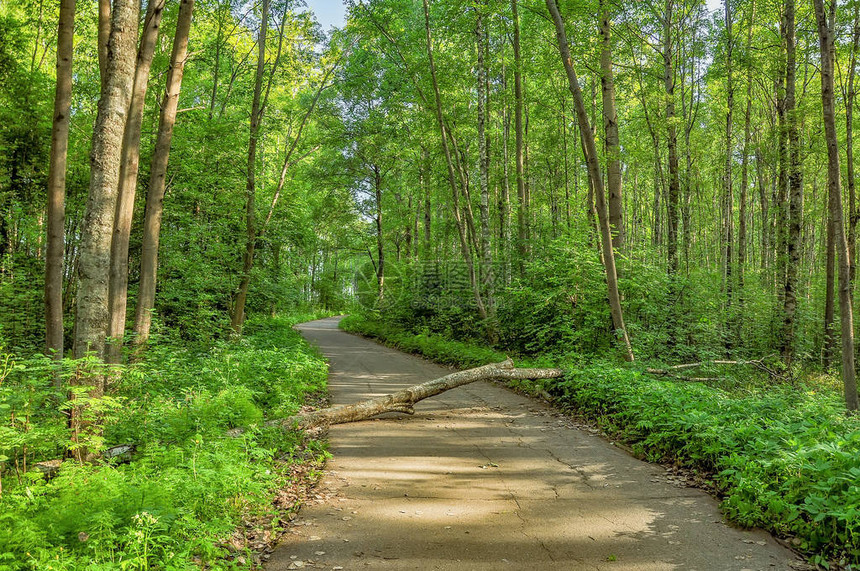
273 358 564 430
645 355 786 382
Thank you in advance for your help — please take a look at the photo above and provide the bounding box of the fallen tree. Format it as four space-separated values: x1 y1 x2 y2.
273 358 563 430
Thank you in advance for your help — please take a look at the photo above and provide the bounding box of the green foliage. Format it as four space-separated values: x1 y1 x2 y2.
340 313 507 368
0 314 329 570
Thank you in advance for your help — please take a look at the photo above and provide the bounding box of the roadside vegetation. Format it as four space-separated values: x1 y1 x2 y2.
0 311 330 570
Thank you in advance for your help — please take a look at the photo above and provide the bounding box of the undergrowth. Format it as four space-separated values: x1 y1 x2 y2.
0 310 331 570
339 314 507 368
341 312 860 569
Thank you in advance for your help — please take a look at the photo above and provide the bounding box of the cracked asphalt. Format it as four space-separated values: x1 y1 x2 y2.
268 317 802 570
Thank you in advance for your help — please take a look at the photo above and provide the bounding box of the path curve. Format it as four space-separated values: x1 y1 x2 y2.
269 317 801 570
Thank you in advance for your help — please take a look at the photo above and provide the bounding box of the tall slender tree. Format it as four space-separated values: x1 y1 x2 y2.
782 0 802 365
546 0 634 362
512 0 528 272
133 0 195 346
45 0 75 374
74 0 140 365
600 0 623 251
813 0 859 411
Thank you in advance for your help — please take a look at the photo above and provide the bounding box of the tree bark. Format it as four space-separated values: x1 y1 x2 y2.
106 0 166 365
782 0 802 365
45 0 75 375
546 0 634 362
133 0 194 346
813 0 859 411
97 0 110 87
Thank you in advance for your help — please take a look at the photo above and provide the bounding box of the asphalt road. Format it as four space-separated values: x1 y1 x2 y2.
268 316 802 570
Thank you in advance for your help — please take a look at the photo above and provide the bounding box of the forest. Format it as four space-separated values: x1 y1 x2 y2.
2 0 860 567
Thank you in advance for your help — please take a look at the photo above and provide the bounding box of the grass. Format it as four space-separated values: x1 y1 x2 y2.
0 310 332 570
341 312 860 569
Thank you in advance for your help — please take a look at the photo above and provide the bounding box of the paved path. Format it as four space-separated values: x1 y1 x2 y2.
269 317 801 570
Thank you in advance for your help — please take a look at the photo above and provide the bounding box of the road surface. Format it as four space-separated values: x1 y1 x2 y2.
268 316 801 570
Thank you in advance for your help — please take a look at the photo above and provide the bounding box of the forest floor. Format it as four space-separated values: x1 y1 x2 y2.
269 317 803 570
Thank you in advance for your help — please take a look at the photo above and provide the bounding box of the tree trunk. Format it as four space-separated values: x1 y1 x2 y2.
600 0 623 251
97 0 110 86
476 5 496 340
71 0 140 463
106 0 166 365
847 3 859 287
231 0 269 334
737 0 756 342
546 0 634 362
422 0 488 322
813 0 859 411
45 0 75 376
782 0 802 365
74 0 140 364
663 0 681 275
512 0 527 274
133 0 194 346
723 0 734 321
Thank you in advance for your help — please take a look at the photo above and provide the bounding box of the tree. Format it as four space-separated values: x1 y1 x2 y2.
600 0 623 250
133 0 195 346
512 0 528 272
73 0 140 365
781 0 802 365
44 0 75 373
546 0 634 362
813 0 859 411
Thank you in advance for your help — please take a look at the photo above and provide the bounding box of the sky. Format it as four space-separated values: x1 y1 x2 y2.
304 0 347 30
